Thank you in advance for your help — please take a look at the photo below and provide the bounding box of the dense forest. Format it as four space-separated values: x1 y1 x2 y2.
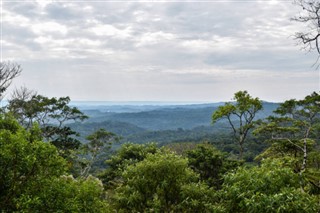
1 62 320 212
1 0 320 212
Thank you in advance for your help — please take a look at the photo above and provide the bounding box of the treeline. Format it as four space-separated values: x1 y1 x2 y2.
0 62 319 212
1 119 319 212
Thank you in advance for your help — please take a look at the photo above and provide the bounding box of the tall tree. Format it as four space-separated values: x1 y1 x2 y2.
0 61 22 100
79 128 119 178
8 93 88 154
254 92 320 189
212 91 263 159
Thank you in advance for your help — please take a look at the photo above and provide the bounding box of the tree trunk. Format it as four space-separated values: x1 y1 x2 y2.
238 135 244 160
301 138 307 172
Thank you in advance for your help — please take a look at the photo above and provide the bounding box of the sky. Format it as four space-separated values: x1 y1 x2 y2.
1 0 320 102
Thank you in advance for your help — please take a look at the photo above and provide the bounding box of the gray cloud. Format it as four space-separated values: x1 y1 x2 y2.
45 4 81 21
3 1 319 102
5 2 40 18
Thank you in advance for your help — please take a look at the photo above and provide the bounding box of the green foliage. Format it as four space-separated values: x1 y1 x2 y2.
85 128 119 154
0 115 67 211
16 175 109 213
4 74 320 213
0 113 20 133
69 120 146 138
8 94 88 154
113 152 217 212
70 102 277 159
164 141 198 155
212 91 263 159
78 128 120 177
47 126 82 152
306 150 320 194
255 92 320 190
255 92 320 149
212 103 236 123
177 182 220 212
0 115 109 212
220 158 320 212
244 187 319 213
254 137 315 162
98 142 159 188
187 143 241 189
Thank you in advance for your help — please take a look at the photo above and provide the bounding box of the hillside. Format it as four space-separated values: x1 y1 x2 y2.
70 102 279 145
69 120 146 138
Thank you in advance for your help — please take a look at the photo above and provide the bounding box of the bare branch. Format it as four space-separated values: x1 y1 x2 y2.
292 0 320 67
10 86 37 101
0 61 22 99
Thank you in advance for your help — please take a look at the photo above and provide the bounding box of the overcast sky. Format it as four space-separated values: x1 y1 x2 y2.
2 0 319 102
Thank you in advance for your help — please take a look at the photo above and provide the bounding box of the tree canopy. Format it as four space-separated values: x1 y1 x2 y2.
212 91 263 159
0 114 108 212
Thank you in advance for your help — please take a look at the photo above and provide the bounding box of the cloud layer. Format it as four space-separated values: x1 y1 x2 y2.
2 1 319 102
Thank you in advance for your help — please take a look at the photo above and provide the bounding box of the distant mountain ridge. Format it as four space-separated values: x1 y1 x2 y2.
72 102 225 113
79 102 279 131
69 120 146 138
68 102 279 145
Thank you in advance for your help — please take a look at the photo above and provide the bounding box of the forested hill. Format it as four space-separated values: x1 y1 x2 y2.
77 102 279 131
86 107 214 130
68 102 279 146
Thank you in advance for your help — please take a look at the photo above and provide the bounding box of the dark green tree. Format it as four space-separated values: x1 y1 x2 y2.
79 128 120 177
187 143 241 189
8 93 88 154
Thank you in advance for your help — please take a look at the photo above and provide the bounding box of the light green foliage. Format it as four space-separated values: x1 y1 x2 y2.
212 91 263 159
220 158 320 212
17 175 109 213
0 115 109 212
177 182 219 212
98 142 159 188
113 152 217 212
212 103 236 122
0 114 67 211
187 143 241 189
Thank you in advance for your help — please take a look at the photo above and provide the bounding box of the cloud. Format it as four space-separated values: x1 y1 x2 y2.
45 3 82 21
2 1 318 102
